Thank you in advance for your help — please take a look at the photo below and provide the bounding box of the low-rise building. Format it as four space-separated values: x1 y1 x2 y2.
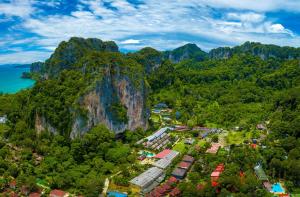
182 155 195 163
50 189 68 197
153 150 179 169
171 168 187 180
130 167 165 194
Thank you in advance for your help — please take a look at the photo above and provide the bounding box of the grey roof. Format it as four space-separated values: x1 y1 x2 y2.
182 155 195 163
153 150 179 169
171 167 187 178
146 127 172 142
129 167 164 188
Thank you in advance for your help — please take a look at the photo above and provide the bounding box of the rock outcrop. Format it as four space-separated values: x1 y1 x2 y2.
70 65 147 138
32 37 147 137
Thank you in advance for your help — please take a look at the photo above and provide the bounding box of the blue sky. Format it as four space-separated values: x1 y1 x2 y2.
1 0 300 64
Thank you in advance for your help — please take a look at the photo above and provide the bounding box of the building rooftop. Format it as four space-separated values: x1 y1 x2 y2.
29 193 41 197
206 143 222 154
50 189 66 197
171 168 187 178
154 149 172 159
211 171 221 177
146 127 171 142
178 161 192 169
153 150 179 169
129 167 164 188
182 155 195 163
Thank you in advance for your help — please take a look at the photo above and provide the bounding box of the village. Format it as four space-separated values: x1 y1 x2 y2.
0 104 292 197
103 103 290 197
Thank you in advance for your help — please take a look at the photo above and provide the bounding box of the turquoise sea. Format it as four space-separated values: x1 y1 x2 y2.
0 64 35 94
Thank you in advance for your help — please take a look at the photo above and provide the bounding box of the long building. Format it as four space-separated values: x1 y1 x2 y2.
130 167 165 194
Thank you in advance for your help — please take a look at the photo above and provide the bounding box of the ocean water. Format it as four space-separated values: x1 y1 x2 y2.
0 64 35 94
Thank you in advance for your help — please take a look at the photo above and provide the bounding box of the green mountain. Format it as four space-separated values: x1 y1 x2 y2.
28 37 148 137
164 43 208 63
209 41 300 60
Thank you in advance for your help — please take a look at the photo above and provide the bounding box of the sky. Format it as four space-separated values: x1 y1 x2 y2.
1 0 300 64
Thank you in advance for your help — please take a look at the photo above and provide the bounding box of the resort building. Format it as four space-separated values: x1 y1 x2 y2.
206 143 222 154
182 155 195 163
171 168 187 180
153 150 179 169
49 190 68 197
138 127 173 150
129 167 165 194
146 177 178 197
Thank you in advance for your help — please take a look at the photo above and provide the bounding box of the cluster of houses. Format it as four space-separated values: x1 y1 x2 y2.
137 127 174 150
0 177 81 197
171 155 195 180
197 127 223 139
146 177 180 197
130 149 179 194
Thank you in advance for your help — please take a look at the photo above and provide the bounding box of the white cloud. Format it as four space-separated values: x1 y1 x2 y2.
195 0 300 12
269 24 285 33
1 0 300 64
0 51 51 64
120 39 140 44
226 12 265 23
0 0 34 18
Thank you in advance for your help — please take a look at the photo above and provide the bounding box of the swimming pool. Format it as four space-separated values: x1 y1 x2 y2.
107 191 128 197
139 150 155 157
271 183 285 193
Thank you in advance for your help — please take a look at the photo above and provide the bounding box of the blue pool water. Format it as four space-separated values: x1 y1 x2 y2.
107 191 128 197
0 64 35 94
271 183 285 193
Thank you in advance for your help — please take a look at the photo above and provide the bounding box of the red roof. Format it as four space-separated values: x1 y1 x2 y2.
154 149 172 159
167 176 178 185
29 193 41 197
169 187 181 197
50 189 66 197
178 161 191 169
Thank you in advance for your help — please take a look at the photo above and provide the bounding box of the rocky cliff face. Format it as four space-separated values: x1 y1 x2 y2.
70 65 147 138
32 37 147 137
